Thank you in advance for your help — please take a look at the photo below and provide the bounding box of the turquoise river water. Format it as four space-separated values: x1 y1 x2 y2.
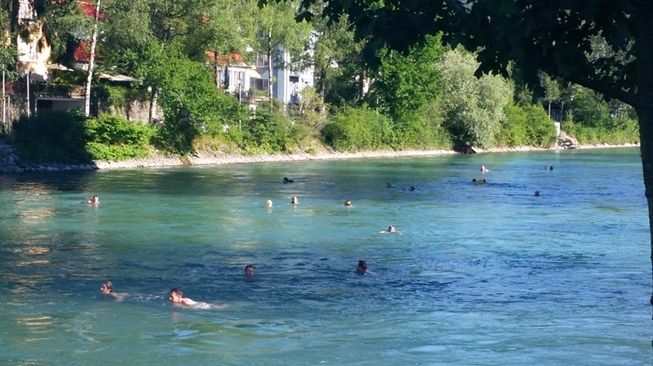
0 148 650 365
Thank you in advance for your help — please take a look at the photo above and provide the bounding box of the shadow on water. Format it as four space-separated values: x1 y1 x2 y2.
0 170 98 192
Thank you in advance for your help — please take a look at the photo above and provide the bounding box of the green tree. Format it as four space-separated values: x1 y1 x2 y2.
566 85 611 128
371 34 444 122
438 48 512 149
311 13 366 105
102 0 156 74
102 0 220 123
322 105 394 151
539 72 561 119
39 0 90 65
0 1 17 131
183 0 251 87
138 45 246 153
303 0 653 310
251 0 312 110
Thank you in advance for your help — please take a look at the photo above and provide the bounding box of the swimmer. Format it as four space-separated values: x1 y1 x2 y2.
265 199 273 208
169 287 197 306
344 199 352 207
381 225 400 234
356 260 372 275
402 185 416 192
472 178 486 184
480 165 489 173
100 280 126 301
534 190 540 197
386 182 395 188
87 195 99 205
283 177 294 184
168 288 227 310
244 264 255 278
291 196 299 205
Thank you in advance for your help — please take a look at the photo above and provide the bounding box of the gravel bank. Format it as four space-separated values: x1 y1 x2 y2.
94 144 639 170
0 143 639 173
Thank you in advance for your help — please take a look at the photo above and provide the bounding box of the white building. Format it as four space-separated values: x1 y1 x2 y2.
220 46 314 108
261 48 314 106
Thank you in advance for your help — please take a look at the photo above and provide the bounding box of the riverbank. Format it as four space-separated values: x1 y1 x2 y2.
94 143 639 170
0 140 639 173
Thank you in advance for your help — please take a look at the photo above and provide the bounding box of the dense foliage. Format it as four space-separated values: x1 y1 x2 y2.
85 115 154 161
322 106 394 151
10 111 90 164
499 103 557 147
3 0 641 161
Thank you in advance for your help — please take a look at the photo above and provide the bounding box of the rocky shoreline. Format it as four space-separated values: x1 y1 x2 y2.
0 139 640 173
82 143 644 170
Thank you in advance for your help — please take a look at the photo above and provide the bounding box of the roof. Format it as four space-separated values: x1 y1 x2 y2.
99 73 137 82
79 1 107 20
205 51 245 66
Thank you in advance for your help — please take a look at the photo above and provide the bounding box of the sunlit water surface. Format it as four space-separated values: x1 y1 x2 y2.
0 148 650 365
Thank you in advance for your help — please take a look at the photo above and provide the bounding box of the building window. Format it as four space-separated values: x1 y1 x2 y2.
254 78 268 90
256 54 269 68
289 75 299 83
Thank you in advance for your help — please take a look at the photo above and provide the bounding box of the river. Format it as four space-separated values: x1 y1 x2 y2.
0 148 649 365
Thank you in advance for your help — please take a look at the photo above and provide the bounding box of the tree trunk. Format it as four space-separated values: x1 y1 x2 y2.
214 61 220 88
267 49 273 111
26 71 30 117
149 88 158 123
560 101 564 121
548 101 552 119
267 27 273 111
632 5 653 320
358 70 365 101
2 69 6 129
84 0 101 117
635 103 653 316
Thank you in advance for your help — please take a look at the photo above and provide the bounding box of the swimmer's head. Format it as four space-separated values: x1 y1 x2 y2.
100 280 113 295
244 264 255 278
356 260 368 274
169 287 183 303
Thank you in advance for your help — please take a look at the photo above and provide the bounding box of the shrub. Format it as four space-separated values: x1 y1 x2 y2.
523 104 557 147
289 121 322 153
85 115 153 160
392 100 451 149
10 111 91 163
562 119 639 145
322 106 394 151
139 45 248 153
241 109 293 154
499 103 556 147
498 103 528 147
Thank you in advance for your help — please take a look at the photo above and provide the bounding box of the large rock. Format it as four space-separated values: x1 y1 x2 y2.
0 139 23 173
558 131 578 149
